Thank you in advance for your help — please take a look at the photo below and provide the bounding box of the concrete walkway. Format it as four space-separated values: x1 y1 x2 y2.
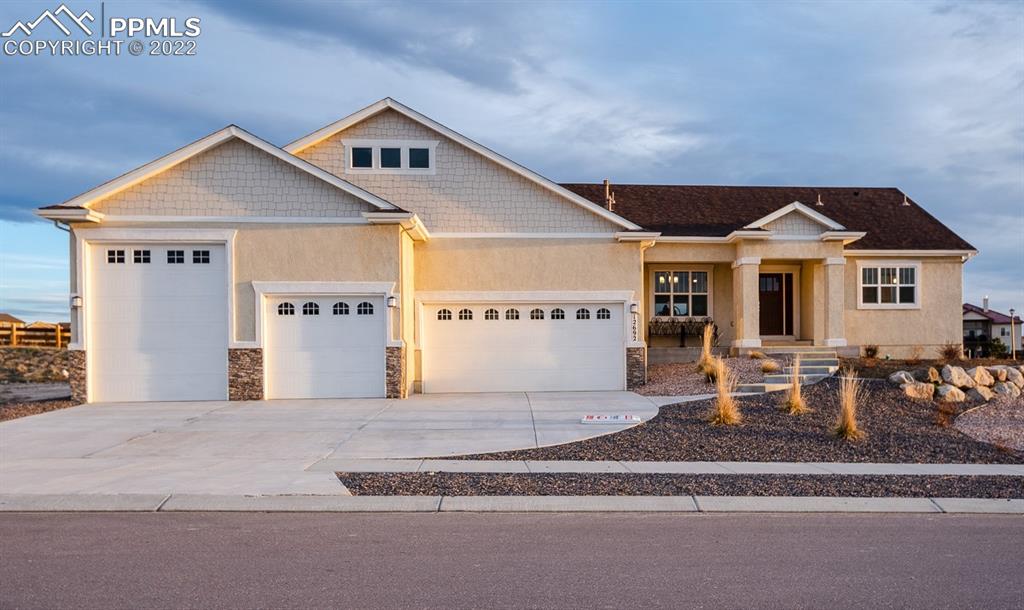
0 391 656 496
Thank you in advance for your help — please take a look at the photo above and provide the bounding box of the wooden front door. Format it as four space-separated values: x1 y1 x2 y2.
759 273 793 336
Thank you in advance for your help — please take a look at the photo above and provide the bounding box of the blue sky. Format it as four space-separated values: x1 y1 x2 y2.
1 0 1021 322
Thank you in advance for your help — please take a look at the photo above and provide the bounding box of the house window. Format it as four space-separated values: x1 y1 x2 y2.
409 148 430 169
107 249 125 264
859 264 918 308
653 271 708 317
333 302 349 315
351 147 373 168
437 308 452 321
302 302 319 316
1001 328 1008 337
484 308 499 320
530 308 544 320
133 249 150 264
596 308 611 320
576 308 591 320
167 250 184 264
505 308 519 320
357 302 374 315
278 302 295 316
551 308 565 320
192 250 210 264
380 147 401 168
458 308 473 320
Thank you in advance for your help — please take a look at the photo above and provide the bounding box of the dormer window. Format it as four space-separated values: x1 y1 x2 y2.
344 140 438 175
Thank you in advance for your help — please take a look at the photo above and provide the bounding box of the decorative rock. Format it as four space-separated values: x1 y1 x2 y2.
901 382 935 400
888 371 915 385
1002 367 1023 389
966 386 994 402
987 367 1008 382
993 382 1022 398
926 367 941 383
940 365 975 389
935 384 966 403
966 367 994 387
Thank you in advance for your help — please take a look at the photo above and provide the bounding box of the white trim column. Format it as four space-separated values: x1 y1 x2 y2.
731 257 761 348
823 257 847 347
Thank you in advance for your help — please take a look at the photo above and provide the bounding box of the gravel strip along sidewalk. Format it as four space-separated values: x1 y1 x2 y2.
452 378 1022 463
954 399 1024 452
338 472 1023 498
0 399 78 421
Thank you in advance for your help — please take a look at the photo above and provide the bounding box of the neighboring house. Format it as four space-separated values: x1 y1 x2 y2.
0 313 26 329
25 321 56 329
37 98 976 404
963 301 1023 355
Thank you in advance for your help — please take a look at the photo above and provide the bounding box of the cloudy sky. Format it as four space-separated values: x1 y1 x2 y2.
0 0 1021 322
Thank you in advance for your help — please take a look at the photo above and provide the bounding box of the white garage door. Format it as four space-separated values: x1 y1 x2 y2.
264 296 386 399
422 302 625 393
88 243 228 402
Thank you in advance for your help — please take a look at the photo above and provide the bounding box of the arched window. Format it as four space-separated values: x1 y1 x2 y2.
505 308 520 320
458 308 473 320
302 302 320 316
530 308 545 320
437 308 452 321
576 308 590 320
484 308 499 320
551 308 565 320
277 302 295 316
333 302 350 315
596 308 611 320
357 302 374 315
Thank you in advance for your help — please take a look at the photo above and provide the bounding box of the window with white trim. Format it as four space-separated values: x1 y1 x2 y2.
484 308 499 320
437 308 452 321
505 308 519 320
653 271 708 317
344 140 437 173
458 308 473 320
530 308 544 320
576 308 590 320
302 302 319 316
859 264 918 308
596 308 611 320
167 250 184 264
333 302 349 315
278 302 295 316
192 249 210 264
107 249 125 264
133 249 150 264
357 302 374 315
551 308 565 320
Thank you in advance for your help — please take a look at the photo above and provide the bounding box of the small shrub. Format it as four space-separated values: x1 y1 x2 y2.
863 344 879 359
989 338 1009 359
835 369 865 441
907 345 924 365
761 360 781 374
708 357 741 426
940 342 962 362
934 403 955 428
748 350 767 360
697 324 715 378
781 355 809 415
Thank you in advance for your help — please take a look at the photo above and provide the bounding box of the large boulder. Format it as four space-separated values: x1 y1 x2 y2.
1003 367 1024 388
993 382 1022 398
889 371 915 385
926 367 941 383
936 384 966 403
967 367 994 387
901 382 935 400
967 386 994 402
941 365 975 389
987 367 1008 382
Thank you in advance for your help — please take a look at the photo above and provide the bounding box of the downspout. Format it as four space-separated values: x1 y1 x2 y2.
52 220 71 233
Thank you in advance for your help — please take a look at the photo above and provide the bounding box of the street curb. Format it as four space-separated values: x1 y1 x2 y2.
1 494 1021 513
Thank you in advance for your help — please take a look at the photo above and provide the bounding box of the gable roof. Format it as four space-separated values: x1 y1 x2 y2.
561 184 975 251
39 125 400 214
744 201 846 231
963 303 1022 325
284 98 641 231
0 313 25 325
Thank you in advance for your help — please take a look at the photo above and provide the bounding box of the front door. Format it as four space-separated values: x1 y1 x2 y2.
759 273 793 336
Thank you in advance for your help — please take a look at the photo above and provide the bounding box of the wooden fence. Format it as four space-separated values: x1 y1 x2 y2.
0 325 71 348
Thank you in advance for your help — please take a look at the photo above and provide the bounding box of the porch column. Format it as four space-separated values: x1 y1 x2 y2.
823 257 847 347
731 257 761 348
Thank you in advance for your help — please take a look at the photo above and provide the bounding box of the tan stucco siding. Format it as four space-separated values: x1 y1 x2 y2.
296 109 620 233
736 240 844 260
233 225 401 342
843 257 964 357
645 242 735 263
93 139 373 218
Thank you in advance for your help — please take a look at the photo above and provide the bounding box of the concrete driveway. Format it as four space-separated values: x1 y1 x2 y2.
0 392 656 496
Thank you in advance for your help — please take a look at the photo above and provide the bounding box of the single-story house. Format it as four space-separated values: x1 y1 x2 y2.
0 313 26 329
963 301 1022 354
37 98 976 403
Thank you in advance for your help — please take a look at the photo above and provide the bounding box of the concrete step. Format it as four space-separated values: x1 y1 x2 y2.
763 348 837 356
794 358 840 367
764 374 830 385
736 383 789 393
785 365 838 375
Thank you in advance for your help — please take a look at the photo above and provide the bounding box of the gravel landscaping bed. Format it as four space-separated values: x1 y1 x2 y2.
338 472 1023 498
842 357 1010 380
454 378 1022 463
0 348 70 383
0 399 78 422
955 399 1024 452
636 358 767 396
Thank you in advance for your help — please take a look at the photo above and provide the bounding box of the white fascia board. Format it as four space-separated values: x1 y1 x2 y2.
846 249 978 259
744 201 846 231
821 231 866 244
36 208 105 223
284 98 643 231
46 125 397 213
615 231 661 242
363 211 430 241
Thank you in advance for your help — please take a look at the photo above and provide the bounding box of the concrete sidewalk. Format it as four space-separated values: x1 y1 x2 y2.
0 493 1020 514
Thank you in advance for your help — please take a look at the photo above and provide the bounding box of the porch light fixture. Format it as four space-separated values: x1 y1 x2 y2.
629 303 639 314
386 296 397 308
70 296 82 308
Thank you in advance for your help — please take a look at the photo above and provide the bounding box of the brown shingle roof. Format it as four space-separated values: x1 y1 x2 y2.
560 184 974 251
964 303 1022 325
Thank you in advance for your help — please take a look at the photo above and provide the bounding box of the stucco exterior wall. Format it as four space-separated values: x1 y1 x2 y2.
296 109 621 233
93 139 373 218
844 257 964 358
645 242 735 263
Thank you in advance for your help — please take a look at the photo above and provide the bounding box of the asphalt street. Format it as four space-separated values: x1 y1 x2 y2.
1 512 1021 609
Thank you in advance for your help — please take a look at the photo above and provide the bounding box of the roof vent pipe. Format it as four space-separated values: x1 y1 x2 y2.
902 193 910 206
984 296 989 313
603 179 615 211
816 193 823 206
